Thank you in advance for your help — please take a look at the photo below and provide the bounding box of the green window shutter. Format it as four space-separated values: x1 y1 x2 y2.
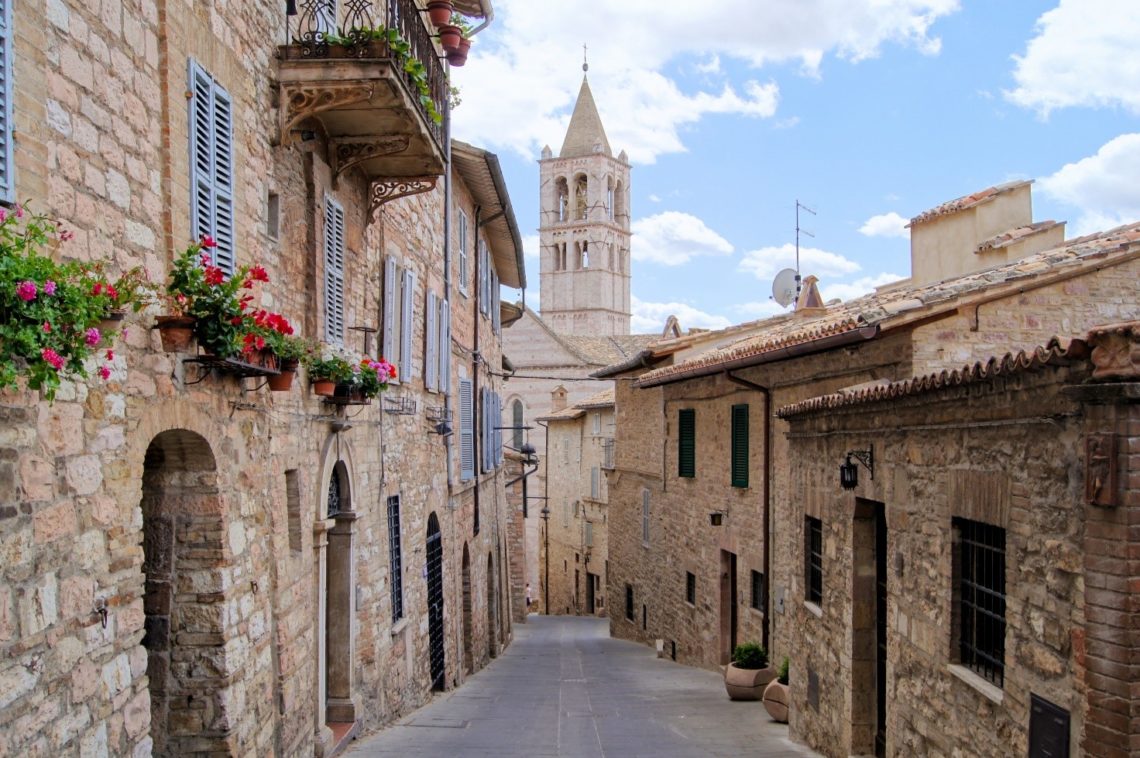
731 404 749 488
678 408 695 478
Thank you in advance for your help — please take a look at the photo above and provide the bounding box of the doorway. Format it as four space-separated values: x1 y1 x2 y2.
427 513 445 690
486 552 497 658
586 571 598 614
852 499 887 757
719 551 738 665
462 545 473 675
874 507 887 757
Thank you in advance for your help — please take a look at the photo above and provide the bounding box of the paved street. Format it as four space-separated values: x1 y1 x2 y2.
346 615 818 758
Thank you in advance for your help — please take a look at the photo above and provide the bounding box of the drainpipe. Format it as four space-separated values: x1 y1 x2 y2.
539 419 550 614
472 206 482 534
725 371 771 654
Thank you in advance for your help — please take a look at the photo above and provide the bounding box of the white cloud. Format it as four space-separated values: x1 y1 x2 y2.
1006 0 1140 115
819 273 906 303
631 211 734 266
452 0 959 163
738 243 861 281
648 194 662 203
631 295 732 334
858 211 909 239
1039 133 1140 235
773 116 801 130
522 234 540 259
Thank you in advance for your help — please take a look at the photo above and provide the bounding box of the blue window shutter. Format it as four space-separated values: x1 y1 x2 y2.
188 60 234 275
459 378 474 481
494 392 503 465
425 291 438 391
438 298 450 394
323 197 345 344
0 0 14 203
400 269 415 379
491 271 501 334
211 84 235 274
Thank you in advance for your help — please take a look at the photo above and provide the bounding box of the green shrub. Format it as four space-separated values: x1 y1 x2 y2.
730 642 768 670
777 656 789 685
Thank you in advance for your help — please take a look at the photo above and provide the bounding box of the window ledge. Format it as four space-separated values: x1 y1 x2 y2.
641 541 650 549
390 618 408 638
803 601 823 618
946 664 1003 704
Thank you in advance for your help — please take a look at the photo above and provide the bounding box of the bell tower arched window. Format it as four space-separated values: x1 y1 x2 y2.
556 178 569 223
574 175 588 220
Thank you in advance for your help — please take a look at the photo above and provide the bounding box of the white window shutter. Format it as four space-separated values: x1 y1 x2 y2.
459 379 474 481
382 256 397 367
400 269 415 380
323 197 345 344
211 85 235 275
478 240 488 315
457 211 468 294
438 298 450 394
188 61 234 275
0 0 14 203
425 291 438 391
491 270 501 334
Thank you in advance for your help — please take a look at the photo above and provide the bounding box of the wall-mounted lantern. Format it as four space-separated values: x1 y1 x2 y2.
839 445 874 490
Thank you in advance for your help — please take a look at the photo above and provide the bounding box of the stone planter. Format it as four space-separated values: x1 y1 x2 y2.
762 679 790 722
155 315 196 352
724 663 776 701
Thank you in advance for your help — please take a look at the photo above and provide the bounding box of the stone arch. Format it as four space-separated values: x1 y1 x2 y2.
141 429 233 757
462 543 473 675
427 513 446 690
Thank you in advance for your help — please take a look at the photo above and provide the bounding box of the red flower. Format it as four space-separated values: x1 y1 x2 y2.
201 235 217 248
98 366 111 381
41 348 64 370
91 282 104 296
204 266 224 286
249 265 269 283
105 349 114 360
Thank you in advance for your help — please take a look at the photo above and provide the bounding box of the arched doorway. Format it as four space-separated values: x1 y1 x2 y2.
462 544 473 675
486 552 496 659
325 461 356 724
141 430 230 756
426 513 445 690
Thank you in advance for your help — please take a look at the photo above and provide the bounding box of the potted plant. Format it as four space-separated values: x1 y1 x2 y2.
445 14 472 65
345 356 396 400
83 263 153 333
262 332 311 392
437 19 462 53
426 0 453 27
762 656 790 722
724 642 776 701
305 353 354 396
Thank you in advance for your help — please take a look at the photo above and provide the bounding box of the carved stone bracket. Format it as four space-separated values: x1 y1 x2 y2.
279 83 375 143
1088 321 1140 380
369 177 438 216
332 135 411 180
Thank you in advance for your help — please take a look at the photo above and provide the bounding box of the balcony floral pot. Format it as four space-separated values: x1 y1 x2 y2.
762 657 790 723
311 378 336 396
155 315 197 353
446 37 470 66
266 352 301 392
426 0 454 27
438 23 462 52
724 643 775 701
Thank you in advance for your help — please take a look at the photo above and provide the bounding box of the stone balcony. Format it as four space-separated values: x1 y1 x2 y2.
279 0 472 203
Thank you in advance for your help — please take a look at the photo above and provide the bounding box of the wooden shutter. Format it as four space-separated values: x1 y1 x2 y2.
491 270 501 334
323 197 345 344
400 269 415 379
678 408 695 478
382 257 397 371
731 404 749 488
0 0 14 203
480 388 489 473
425 291 438 391
438 298 450 394
188 60 234 274
591 467 599 500
459 378 474 481
494 392 503 465
211 84 235 274
457 211 468 294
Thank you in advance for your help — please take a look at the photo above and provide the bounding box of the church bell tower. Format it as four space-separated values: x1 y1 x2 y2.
538 60 631 336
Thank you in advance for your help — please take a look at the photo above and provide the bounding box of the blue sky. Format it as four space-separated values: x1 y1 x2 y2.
452 0 1139 332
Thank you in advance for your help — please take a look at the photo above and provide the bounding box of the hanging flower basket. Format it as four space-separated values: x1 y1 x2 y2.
426 1 454 28
155 315 197 352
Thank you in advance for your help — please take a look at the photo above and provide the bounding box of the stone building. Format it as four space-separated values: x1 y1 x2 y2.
775 321 1140 758
0 1 527 756
537 388 615 616
602 181 1140 755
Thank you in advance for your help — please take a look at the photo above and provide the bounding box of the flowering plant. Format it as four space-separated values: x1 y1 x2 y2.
351 357 396 398
0 205 125 400
164 239 292 360
84 264 154 313
304 353 355 384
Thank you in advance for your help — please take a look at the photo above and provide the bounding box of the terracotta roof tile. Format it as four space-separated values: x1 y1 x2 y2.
776 336 1089 418
538 388 614 421
975 220 1062 254
909 180 1031 227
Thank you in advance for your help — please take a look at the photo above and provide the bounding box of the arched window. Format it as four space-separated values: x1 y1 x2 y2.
511 400 524 450
606 177 615 221
556 178 569 223
614 180 627 225
581 241 589 269
575 175 588 220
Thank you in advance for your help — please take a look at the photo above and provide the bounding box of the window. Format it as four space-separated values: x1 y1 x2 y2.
266 191 280 240
189 60 235 274
641 490 650 544
590 466 599 500
585 521 593 547
491 269 501 335
602 438 615 470
0 0 13 203
592 413 600 435
955 518 1006 686
750 570 764 611
400 268 415 380
458 378 474 481
678 409 696 478
285 469 301 553
480 388 502 474
382 257 401 382
685 572 696 605
437 297 450 394
606 178 615 221
323 197 345 344
457 210 469 295
625 584 634 621
511 400 524 450
731 404 749 488
387 496 403 622
425 291 439 391
805 516 822 606
478 239 489 316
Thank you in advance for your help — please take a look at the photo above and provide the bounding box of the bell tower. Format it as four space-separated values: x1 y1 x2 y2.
538 59 631 336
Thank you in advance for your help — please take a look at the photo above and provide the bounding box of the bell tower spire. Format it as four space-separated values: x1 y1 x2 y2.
538 59 632 336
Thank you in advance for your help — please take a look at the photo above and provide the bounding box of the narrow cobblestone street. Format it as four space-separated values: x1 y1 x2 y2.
347 616 818 757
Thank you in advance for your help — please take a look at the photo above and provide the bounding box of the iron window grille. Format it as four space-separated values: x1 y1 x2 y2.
678 408 696 478
326 471 342 518
751 570 764 611
387 495 404 622
805 516 822 606
685 572 696 605
954 517 1006 686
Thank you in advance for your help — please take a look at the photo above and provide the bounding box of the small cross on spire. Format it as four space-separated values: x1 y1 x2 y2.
583 43 588 73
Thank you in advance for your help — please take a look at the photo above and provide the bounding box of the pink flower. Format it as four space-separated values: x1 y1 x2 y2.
15 204 24 219
201 235 217 248
41 348 64 370
60 230 74 242
42 321 52 333
85 327 101 346
105 349 114 360
98 366 111 381
0 209 7 223
43 280 57 295
16 280 37 301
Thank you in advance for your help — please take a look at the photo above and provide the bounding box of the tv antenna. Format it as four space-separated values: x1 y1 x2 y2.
795 200 815 297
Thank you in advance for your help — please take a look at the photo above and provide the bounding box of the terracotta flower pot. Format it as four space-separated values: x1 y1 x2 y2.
446 37 470 66
762 679 790 723
98 309 127 335
268 369 295 392
312 378 336 397
724 663 777 701
426 1 453 27
438 24 462 52
155 315 196 353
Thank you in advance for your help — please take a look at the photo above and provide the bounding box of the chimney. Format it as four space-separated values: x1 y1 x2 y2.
551 385 568 412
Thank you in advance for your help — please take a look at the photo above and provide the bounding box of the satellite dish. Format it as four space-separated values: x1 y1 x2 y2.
772 268 798 308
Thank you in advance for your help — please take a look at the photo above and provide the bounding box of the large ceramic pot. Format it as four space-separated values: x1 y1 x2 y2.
762 679 790 722
311 378 336 397
426 0 453 27
154 315 196 352
724 663 777 701
267 359 298 392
